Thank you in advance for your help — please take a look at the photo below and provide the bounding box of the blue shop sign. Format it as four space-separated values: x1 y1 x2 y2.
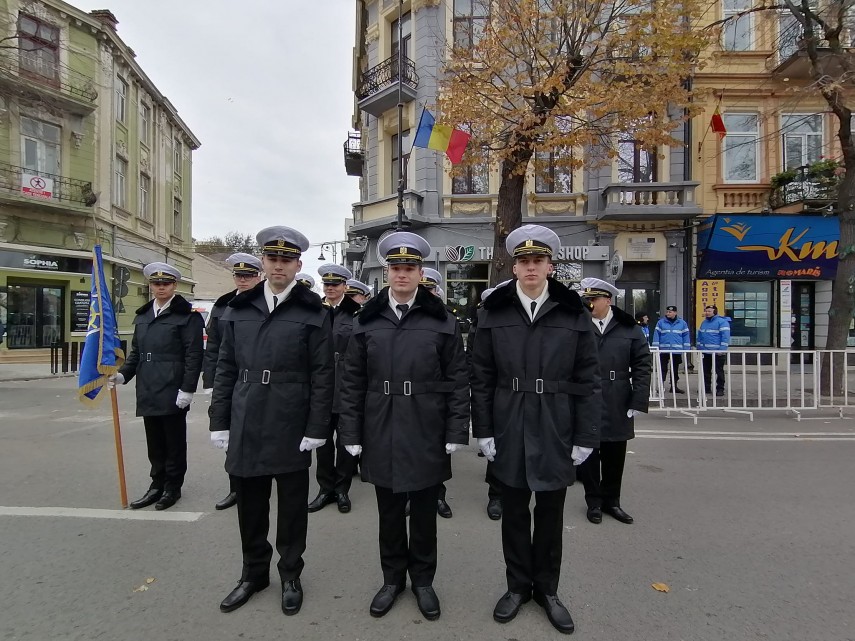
697 214 839 280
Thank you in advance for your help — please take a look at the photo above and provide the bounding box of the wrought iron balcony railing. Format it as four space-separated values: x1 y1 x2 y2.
0 49 97 102
0 162 96 206
770 165 839 211
344 132 364 177
356 55 419 100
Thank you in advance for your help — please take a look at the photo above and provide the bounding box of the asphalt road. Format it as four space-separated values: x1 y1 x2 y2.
1 378 854 641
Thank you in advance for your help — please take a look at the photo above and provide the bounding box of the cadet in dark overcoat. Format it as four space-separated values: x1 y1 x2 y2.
578 277 652 526
111 262 204 511
338 231 469 622
209 226 334 616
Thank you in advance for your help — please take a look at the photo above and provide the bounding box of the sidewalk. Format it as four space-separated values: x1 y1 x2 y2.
0 364 75 382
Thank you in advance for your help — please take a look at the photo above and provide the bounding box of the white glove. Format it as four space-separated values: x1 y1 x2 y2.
627 409 642 418
211 430 229 450
571 445 593 466
299 437 326 452
176 390 193 409
345 445 362 457
107 373 124 389
477 437 496 462
445 443 465 454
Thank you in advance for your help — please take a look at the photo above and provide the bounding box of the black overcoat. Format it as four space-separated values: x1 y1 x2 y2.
470 279 601 492
594 305 652 442
201 289 236 389
119 295 204 417
326 294 361 414
338 286 470 493
208 281 334 477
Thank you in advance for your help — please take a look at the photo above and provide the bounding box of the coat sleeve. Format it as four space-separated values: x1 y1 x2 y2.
629 327 653 412
681 321 691 350
119 325 140 383
570 326 601 448
469 324 496 439
202 310 221 388
651 322 661 348
441 324 470 445
304 310 334 440
180 313 204 393
209 319 236 432
719 319 731 350
337 325 367 446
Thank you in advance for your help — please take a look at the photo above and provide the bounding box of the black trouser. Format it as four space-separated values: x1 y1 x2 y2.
486 461 502 500
437 482 447 501
142 413 187 492
375 484 439 588
500 482 567 596
578 440 628 510
701 352 727 392
314 413 356 495
232 469 309 583
660 353 683 389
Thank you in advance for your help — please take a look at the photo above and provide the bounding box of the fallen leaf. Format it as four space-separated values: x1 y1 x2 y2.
651 582 670 593
133 584 149 593
145 577 155 584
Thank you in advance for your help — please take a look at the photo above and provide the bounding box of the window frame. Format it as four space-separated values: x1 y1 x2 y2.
113 155 128 209
139 102 151 146
17 13 59 82
781 113 823 169
390 129 412 195
722 112 761 184
173 139 182 176
20 116 61 176
115 76 128 123
617 139 658 184
722 0 754 52
138 173 151 221
534 147 575 194
172 197 183 238
453 0 489 49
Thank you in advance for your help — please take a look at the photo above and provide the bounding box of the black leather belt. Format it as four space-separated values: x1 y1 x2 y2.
368 380 458 395
240 370 309 385
604 371 631 381
142 353 180 362
498 378 592 395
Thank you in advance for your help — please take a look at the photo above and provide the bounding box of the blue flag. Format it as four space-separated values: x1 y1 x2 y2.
78 245 125 405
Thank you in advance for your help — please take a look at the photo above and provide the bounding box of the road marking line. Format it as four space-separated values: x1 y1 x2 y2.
0 506 206 522
637 430 854 437
636 435 855 441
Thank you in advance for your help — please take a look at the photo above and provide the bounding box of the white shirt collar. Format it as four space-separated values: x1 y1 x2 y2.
592 306 614 333
389 290 418 319
153 295 175 315
265 279 296 313
516 281 549 321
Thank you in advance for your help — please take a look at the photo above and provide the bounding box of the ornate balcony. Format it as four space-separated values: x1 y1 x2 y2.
356 55 419 118
344 132 364 177
599 182 702 220
770 165 838 213
0 162 96 211
0 50 97 114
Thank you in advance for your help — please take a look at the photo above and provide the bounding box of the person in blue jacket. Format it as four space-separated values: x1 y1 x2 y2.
653 305 691 393
634 312 650 343
697 305 730 396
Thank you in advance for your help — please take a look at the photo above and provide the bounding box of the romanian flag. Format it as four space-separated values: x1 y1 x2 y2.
78 245 125 406
710 106 727 139
413 108 471 164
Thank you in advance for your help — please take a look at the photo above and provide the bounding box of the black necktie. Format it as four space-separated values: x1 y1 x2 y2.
272 295 278 310
599 320 605 332
396 303 409 317
155 308 161 317
530 301 537 316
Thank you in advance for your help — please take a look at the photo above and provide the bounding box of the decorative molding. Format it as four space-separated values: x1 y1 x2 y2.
71 131 84 149
116 139 128 159
451 201 490 215
140 157 151 174
173 183 182 197
73 232 87 249
365 23 380 45
535 201 577 215
0 221 8 242
413 0 440 9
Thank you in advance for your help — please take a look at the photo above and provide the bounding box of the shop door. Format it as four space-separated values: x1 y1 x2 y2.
6 285 64 348
791 282 815 363
614 284 660 321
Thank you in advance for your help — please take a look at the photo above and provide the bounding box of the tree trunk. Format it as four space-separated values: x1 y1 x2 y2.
491 158 530 286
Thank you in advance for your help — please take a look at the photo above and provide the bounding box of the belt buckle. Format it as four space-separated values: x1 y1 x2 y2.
261 369 271 385
145 353 152 362
535 378 544 394
242 370 248 383
403 381 412 396
610 370 616 381
512 377 519 392
383 380 390 395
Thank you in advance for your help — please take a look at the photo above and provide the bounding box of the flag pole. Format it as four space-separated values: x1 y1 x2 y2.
110 387 129 508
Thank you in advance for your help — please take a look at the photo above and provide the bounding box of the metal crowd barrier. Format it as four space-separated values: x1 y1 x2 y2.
648 349 855 422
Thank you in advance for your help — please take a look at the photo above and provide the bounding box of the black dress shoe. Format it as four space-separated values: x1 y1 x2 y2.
604 505 634 524
586 506 602 524
215 491 237 511
533 591 575 634
337 493 351 513
307 492 336 513
129 488 162 510
487 498 503 521
493 590 531 623
412 585 441 620
155 491 180 511
281 579 303 615
674 387 685 394
369 583 405 617
220 578 269 613
437 499 453 519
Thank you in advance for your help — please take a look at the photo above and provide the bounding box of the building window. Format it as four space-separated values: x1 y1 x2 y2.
724 281 772 347
723 113 760 182
390 130 411 194
452 142 489 195
722 0 753 51
618 139 657 183
17 14 59 82
453 0 489 49
174 139 182 175
173 197 182 237
139 103 151 145
782 114 823 169
113 156 128 208
446 263 489 332
21 117 60 176
391 11 411 61
139 173 151 221
115 77 127 123
535 148 574 193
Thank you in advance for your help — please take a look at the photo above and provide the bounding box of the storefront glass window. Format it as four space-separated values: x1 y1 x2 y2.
724 281 772 347
446 263 488 328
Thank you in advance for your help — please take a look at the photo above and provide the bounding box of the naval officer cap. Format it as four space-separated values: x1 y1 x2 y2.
580 277 620 299
296 273 315 288
506 224 560 259
345 279 372 297
378 231 431 265
318 263 352 284
144 262 181 283
226 252 262 275
256 226 310 258
420 267 443 288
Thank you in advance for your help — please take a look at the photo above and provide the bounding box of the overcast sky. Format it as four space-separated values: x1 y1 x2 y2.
72 0 361 275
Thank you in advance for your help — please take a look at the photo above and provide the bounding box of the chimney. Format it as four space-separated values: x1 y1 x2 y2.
89 10 119 31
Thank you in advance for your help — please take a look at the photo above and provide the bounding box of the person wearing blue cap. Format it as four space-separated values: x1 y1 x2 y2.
108 262 204 511
202 253 263 511
296 273 316 289
307 263 361 514
209 226 334 616
338 231 469 622
470 225 601 634
578 277 652 528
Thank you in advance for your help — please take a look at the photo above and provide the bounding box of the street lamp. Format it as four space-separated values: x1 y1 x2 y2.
317 243 338 264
